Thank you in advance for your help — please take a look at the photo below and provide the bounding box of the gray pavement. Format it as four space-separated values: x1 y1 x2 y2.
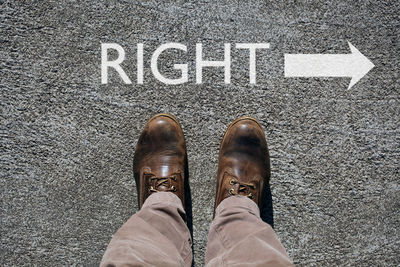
1 0 399 266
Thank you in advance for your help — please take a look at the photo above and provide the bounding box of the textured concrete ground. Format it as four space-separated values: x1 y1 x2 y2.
1 0 399 266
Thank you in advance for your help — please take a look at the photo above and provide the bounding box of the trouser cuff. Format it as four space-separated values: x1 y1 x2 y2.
142 192 183 209
215 195 260 218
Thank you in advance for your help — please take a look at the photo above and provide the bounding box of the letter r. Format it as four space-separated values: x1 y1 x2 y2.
101 43 132 84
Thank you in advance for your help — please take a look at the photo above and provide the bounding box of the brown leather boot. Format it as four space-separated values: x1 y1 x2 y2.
215 117 271 210
133 114 187 208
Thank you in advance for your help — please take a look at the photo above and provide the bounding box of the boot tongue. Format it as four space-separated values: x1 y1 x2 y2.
157 185 170 191
147 166 179 192
156 179 171 191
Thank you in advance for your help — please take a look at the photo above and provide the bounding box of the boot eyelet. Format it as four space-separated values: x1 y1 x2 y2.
229 188 234 195
229 179 235 185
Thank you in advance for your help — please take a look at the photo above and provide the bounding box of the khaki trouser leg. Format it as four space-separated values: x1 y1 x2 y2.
205 196 293 267
101 192 192 267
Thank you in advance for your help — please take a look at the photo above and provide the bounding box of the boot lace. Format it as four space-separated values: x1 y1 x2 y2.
228 178 255 199
144 171 180 193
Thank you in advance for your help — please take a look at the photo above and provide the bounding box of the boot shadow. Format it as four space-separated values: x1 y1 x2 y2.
260 181 274 228
183 154 195 266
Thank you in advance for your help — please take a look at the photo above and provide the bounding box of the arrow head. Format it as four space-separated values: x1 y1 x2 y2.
347 41 375 89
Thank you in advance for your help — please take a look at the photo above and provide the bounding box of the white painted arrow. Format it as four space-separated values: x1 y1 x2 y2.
284 42 374 89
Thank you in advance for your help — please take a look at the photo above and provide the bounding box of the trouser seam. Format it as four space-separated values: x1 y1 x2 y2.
215 224 230 250
214 223 231 267
182 244 192 262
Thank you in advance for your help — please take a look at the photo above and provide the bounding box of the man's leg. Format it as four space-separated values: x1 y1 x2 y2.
101 114 192 267
206 117 293 266
205 196 292 266
101 192 192 267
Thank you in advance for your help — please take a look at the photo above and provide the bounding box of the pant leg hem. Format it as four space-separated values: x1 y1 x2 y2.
215 195 260 218
142 192 183 208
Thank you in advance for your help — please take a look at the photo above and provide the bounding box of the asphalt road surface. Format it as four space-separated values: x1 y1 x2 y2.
1 0 399 266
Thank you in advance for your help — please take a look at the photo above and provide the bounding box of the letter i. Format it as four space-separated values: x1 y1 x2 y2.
137 43 144 84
